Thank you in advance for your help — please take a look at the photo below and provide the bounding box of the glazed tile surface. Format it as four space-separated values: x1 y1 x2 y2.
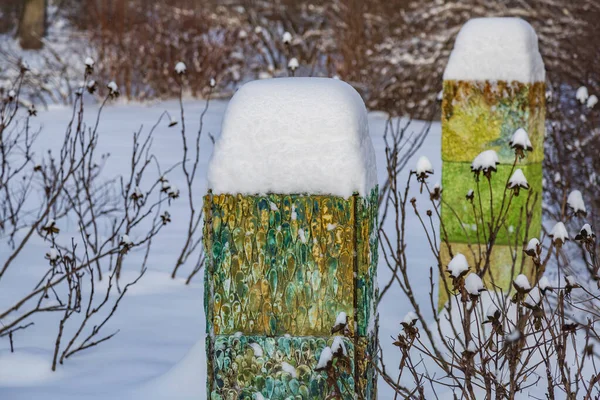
204 189 378 399
439 79 544 306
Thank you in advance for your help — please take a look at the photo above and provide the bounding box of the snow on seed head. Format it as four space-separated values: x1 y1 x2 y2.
524 238 540 257
549 222 569 245
464 273 485 296
315 347 333 371
486 303 500 322
107 81 119 97
524 287 542 307
331 336 347 356
507 169 529 194
287 58 299 71
402 311 418 327
175 62 187 75
513 274 531 291
471 150 499 178
415 156 433 179
509 128 533 152
282 31 292 44
576 86 589 104
567 190 586 216
447 253 469 278
538 276 550 289
575 223 595 242
505 329 521 343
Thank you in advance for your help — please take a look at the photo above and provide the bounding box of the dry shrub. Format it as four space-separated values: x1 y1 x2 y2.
66 0 240 99
378 119 600 399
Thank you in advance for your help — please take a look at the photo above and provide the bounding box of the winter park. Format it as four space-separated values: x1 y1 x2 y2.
1 1 600 399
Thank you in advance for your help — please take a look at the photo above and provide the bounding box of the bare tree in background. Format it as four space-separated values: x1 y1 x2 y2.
18 0 46 49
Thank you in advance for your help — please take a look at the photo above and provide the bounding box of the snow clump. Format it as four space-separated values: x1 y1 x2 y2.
447 253 469 278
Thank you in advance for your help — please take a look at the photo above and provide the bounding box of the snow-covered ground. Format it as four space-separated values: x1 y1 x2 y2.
0 98 440 399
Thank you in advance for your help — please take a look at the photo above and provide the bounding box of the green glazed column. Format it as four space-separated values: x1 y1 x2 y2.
439 18 545 307
204 78 378 399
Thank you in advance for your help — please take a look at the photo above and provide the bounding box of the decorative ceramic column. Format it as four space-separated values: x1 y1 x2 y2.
203 78 378 399
439 18 546 307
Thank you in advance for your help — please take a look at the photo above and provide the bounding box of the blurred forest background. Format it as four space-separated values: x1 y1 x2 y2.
2 0 600 226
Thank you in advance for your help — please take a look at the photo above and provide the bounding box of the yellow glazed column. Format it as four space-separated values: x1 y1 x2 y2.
204 78 378 399
439 18 545 308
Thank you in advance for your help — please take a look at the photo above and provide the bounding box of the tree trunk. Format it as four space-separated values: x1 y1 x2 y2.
18 0 46 50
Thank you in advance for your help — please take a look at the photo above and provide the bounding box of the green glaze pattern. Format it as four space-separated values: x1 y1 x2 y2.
441 162 542 246
442 80 545 164
355 189 379 337
203 189 378 399
438 243 535 309
209 335 354 399
440 79 545 307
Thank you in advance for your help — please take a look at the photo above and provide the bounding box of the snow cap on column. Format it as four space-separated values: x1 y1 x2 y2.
207 78 377 198
444 18 545 83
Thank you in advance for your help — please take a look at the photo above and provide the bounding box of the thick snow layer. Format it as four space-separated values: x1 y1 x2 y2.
207 78 377 198
444 18 545 83
0 349 59 386
447 253 469 278
508 169 529 189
